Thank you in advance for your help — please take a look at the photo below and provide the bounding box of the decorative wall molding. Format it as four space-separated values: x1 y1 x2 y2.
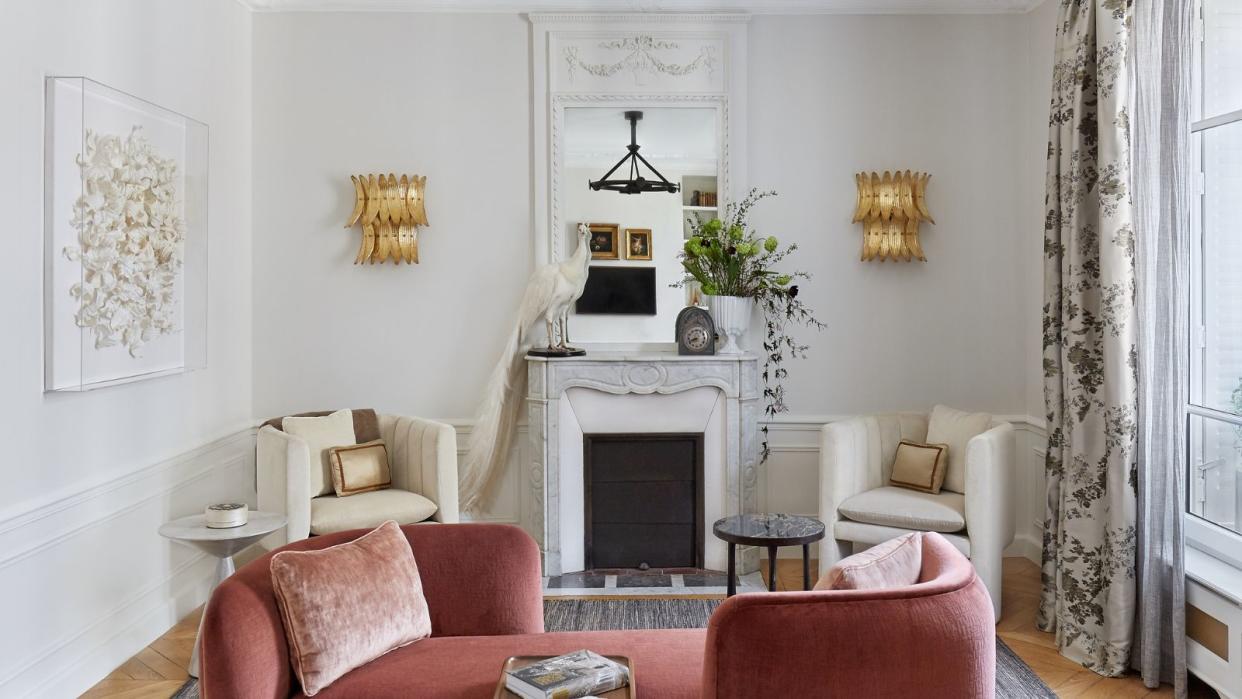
459 411 1049 567
238 1 1045 15
449 421 528 529
564 36 717 84
531 12 752 23
13 411 1043 692
0 423 255 536
0 427 256 697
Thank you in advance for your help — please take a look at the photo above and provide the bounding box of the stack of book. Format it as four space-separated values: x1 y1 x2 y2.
504 650 630 699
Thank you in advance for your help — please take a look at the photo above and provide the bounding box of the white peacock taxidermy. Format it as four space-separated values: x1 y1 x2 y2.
458 223 593 513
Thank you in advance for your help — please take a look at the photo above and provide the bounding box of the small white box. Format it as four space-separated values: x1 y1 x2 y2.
205 503 249 529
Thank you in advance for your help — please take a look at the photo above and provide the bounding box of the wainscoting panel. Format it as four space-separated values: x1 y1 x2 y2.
1009 419 1048 562
467 414 1048 567
0 427 256 698
759 419 826 560
451 422 528 530
12 413 1045 693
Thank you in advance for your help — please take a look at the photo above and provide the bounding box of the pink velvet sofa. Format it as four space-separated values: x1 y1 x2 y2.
200 524 995 698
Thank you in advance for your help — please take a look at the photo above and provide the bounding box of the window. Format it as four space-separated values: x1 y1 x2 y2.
1189 0 1242 550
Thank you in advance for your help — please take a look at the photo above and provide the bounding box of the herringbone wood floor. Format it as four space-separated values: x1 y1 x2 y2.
82 557 1218 698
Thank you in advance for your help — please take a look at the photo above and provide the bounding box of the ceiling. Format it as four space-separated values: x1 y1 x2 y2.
239 0 1042 14
564 107 718 170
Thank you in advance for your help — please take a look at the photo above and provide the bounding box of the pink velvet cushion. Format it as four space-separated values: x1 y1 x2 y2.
815 531 923 590
270 520 432 695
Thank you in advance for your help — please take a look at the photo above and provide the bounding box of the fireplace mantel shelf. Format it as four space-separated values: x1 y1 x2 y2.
526 351 758 363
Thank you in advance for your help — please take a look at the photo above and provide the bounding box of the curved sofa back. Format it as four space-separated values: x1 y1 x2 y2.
702 532 996 698
199 523 544 699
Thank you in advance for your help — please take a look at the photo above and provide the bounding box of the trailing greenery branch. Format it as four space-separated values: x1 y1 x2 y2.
673 188 827 461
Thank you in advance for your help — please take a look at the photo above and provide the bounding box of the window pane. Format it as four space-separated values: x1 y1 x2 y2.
1204 0 1242 119
1190 413 1242 535
1192 119 1242 415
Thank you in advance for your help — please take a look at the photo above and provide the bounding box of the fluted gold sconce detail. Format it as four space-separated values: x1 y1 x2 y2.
852 170 933 262
345 174 428 264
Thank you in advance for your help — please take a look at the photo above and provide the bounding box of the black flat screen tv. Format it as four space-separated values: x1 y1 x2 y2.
575 266 657 315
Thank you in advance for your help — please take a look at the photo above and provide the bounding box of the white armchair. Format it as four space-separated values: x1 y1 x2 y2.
257 409 459 548
819 411 1014 621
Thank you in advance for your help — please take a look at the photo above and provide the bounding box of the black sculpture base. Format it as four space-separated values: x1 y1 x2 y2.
527 346 586 358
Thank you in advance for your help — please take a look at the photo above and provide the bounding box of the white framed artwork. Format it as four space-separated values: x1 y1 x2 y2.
44 77 207 392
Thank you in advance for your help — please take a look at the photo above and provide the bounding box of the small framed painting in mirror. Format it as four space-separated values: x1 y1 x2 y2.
587 222 620 260
626 229 652 261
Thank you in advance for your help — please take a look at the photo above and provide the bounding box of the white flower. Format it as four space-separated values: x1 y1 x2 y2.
64 126 184 357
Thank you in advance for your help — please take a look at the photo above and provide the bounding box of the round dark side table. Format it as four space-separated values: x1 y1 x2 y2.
712 513 826 596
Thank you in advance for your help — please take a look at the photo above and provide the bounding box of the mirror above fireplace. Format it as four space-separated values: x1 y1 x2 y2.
563 106 720 342
531 12 749 349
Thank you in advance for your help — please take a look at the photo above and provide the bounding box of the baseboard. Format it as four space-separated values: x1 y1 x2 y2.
1005 532 1042 563
0 426 257 697
22 553 215 698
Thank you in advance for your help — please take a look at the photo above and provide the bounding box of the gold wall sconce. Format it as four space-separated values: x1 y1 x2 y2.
345 174 428 264
852 170 934 262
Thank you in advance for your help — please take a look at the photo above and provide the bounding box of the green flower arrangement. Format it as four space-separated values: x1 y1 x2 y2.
675 189 826 461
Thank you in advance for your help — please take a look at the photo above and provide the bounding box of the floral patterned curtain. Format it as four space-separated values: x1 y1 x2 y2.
1038 0 1137 676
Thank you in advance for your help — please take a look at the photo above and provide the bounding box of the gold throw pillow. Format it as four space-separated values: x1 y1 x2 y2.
328 440 391 497
889 440 949 494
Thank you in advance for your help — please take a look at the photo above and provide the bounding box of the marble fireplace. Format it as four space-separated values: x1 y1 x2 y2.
527 352 761 576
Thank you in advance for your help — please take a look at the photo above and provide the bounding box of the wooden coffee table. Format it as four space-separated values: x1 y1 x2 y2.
712 513 826 596
493 655 635 698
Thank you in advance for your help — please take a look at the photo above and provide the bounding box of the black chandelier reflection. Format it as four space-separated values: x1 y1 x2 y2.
588 111 681 195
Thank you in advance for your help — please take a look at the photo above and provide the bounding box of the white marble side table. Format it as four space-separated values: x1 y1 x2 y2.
159 511 285 677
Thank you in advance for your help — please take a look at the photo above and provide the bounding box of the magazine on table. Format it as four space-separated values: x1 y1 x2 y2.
504 649 629 699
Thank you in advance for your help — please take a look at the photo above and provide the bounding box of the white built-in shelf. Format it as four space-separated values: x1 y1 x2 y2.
682 205 718 212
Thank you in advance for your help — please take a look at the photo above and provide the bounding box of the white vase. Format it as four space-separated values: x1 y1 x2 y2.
707 295 752 355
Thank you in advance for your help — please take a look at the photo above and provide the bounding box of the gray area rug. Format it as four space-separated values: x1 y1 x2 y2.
171 676 198 699
173 598 1055 698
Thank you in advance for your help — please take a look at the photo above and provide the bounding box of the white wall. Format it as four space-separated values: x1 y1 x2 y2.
1022 0 1059 420
743 13 1059 561
747 13 1029 416
1010 0 1058 562
251 12 532 422
249 10 1056 557
0 0 253 694
251 11 1051 418
0 4 1063 689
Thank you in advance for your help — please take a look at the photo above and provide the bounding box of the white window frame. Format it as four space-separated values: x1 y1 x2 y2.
1186 0 1242 570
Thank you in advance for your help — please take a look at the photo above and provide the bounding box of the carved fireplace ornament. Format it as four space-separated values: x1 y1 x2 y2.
852 170 934 262
344 173 428 264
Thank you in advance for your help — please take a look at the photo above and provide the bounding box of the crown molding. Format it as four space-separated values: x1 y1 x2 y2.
529 11 750 23
239 0 1045 15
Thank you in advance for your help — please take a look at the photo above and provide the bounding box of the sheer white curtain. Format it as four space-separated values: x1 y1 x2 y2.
1131 0 1193 695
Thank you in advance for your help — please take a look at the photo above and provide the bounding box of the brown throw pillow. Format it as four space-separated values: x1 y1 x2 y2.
270 521 432 696
889 440 949 494
327 440 391 497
